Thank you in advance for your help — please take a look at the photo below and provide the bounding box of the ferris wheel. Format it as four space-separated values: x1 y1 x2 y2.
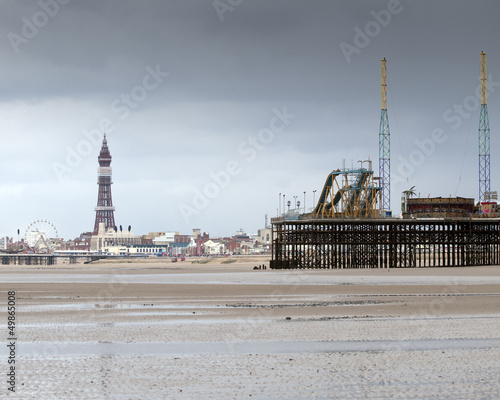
25 219 59 252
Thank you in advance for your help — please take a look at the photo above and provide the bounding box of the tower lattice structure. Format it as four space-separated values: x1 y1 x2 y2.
479 51 490 203
379 58 391 212
93 134 116 233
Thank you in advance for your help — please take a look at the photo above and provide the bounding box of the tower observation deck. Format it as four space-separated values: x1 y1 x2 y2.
93 134 116 234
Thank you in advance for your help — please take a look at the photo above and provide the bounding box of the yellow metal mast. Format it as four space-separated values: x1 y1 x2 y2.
481 51 487 105
381 58 387 110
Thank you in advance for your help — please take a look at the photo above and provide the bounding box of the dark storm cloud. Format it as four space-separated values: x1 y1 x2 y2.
1 1 347 102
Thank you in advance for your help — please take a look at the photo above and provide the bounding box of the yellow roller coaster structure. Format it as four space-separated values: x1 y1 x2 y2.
312 167 382 218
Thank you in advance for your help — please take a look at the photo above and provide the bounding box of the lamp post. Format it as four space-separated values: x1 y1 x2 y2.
303 191 306 213
293 195 298 210
313 190 317 207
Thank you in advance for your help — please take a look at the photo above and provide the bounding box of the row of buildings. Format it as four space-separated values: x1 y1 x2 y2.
85 225 271 256
2 225 272 257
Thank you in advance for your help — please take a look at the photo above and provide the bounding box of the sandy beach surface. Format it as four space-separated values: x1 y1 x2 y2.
1 256 500 399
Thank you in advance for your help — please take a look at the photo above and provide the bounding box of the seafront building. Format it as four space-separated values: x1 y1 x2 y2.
90 223 142 252
402 197 477 218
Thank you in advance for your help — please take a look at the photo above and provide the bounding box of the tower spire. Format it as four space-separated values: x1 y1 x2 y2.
93 134 116 233
479 51 490 203
379 58 391 213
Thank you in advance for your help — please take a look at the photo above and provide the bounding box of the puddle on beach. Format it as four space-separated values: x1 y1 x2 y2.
22 303 222 312
19 317 264 329
22 299 390 313
2 338 500 357
2 272 500 285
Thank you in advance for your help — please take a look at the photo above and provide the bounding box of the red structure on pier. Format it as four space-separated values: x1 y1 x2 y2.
93 134 116 233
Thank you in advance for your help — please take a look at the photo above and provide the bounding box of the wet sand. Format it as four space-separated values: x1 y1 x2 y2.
1 257 500 399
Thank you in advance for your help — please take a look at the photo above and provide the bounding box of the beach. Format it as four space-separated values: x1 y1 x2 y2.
1 256 500 399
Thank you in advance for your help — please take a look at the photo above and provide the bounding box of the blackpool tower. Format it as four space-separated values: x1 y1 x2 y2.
93 134 116 233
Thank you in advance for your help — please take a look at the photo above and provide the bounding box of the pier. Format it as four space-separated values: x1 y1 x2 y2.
1 254 56 265
0 254 107 266
271 218 500 269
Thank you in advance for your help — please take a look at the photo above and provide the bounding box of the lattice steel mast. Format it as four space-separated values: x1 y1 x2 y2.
93 134 116 233
379 58 391 212
479 51 490 203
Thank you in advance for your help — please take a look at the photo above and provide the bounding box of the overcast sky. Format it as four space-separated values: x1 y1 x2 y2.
0 0 499 240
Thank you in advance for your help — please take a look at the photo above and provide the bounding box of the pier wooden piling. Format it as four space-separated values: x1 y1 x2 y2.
1 254 56 266
271 218 500 269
